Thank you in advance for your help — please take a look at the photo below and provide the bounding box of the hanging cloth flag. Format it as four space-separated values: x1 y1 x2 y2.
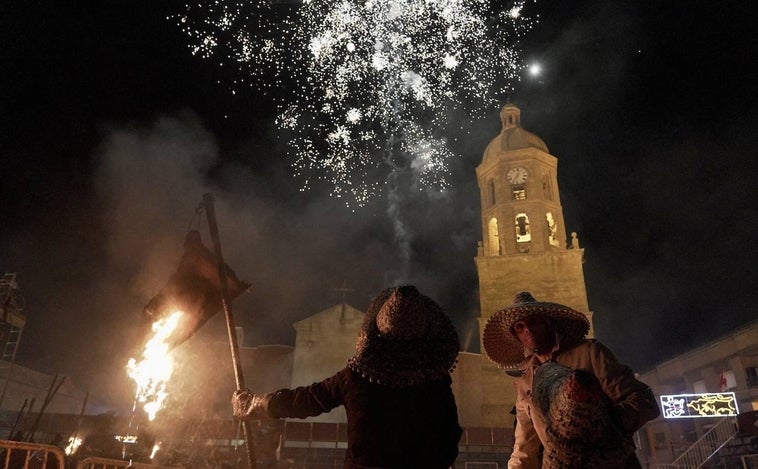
139 230 251 349
720 369 728 392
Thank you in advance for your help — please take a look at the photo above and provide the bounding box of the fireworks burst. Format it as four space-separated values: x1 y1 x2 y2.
173 0 537 206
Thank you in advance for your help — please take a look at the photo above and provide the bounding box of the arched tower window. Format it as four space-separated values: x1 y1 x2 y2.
500 104 521 130
488 218 500 256
546 212 559 247
512 185 526 200
488 179 496 206
515 213 531 243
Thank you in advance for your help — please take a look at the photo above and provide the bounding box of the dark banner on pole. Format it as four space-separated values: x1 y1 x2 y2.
139 230 250 350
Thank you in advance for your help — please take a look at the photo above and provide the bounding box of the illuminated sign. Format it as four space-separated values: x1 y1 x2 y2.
660 392 739 419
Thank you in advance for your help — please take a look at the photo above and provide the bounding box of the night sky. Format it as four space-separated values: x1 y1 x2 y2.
2 1 757 410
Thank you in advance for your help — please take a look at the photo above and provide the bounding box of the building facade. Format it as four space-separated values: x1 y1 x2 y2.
637 320 758 465
0 272 27 411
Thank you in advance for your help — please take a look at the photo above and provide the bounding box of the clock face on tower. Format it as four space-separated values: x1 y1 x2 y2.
506 166 528 184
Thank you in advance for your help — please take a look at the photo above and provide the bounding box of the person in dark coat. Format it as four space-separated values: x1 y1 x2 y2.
232 285 462 469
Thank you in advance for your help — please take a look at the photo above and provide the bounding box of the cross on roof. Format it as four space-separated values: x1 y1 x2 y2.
334 280 355 322
334 279 355 304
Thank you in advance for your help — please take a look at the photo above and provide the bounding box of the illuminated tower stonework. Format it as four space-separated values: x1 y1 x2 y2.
475 103 594 426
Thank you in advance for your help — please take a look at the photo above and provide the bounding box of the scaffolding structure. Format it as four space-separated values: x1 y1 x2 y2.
0 272 27 409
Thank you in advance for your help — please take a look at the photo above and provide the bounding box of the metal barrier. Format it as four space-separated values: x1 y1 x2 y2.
76 457 178 469
742 454 758 469
657 416 738 469
0 439 66 469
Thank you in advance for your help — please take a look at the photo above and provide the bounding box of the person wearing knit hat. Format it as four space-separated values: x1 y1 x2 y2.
232 285 462 469
483 292 659 469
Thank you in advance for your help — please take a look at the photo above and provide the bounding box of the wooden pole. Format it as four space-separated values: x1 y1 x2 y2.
8 398 28 439
202 193 257 469
28 375 66 441
68 391 89 445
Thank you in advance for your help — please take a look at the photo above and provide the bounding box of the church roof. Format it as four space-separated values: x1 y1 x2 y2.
293 303 364 326
482 103 548 161
494 127 548 153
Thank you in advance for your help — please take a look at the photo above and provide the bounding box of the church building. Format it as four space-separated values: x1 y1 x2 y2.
473 103 594 426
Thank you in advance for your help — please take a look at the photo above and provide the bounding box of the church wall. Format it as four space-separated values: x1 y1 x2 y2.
475 250 591 326
473 249 594 426
290 304 364 423
450 352 484 427
476 363 515 427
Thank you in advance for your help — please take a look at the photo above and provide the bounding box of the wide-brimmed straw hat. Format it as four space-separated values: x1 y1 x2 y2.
482 292 590 369
347 285 460 387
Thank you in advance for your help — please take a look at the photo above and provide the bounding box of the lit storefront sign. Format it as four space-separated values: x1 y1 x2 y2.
660 392 739 419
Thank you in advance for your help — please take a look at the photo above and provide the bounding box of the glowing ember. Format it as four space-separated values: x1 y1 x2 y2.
65 437 82 456
127 311 183 421
115 435 138 444
151 442 161 460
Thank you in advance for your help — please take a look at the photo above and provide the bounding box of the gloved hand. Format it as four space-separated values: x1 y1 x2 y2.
231 389 270 420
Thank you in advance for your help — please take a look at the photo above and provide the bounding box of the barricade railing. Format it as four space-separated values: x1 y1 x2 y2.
741 453 758 469
0 439 66 469
76 457 177 469
657 415 738 469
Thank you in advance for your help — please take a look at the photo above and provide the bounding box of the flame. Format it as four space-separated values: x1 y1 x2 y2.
150 441 161 460
65 436 82 455
127 311 183 421
115 434 138 443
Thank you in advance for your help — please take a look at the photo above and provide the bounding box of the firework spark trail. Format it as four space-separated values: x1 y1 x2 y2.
387 170 412 277
173 0 537 206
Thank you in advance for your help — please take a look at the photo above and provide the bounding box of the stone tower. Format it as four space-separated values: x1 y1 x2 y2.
475 103 594 426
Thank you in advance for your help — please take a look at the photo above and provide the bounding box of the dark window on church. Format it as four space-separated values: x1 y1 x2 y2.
747 367 758 387
512 184 526 200
489 179 496 205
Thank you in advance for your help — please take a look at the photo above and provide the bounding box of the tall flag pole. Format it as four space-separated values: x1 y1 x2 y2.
202 193 257 469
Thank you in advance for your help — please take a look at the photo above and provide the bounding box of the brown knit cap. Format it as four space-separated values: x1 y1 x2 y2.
376 286 428 340
482 292 590 369
348 285 460 387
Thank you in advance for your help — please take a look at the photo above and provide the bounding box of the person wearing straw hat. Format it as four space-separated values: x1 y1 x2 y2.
482 292 659 469
232 285 462 469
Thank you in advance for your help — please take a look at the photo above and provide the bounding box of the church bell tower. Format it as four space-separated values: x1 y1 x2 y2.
475 103 594 426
